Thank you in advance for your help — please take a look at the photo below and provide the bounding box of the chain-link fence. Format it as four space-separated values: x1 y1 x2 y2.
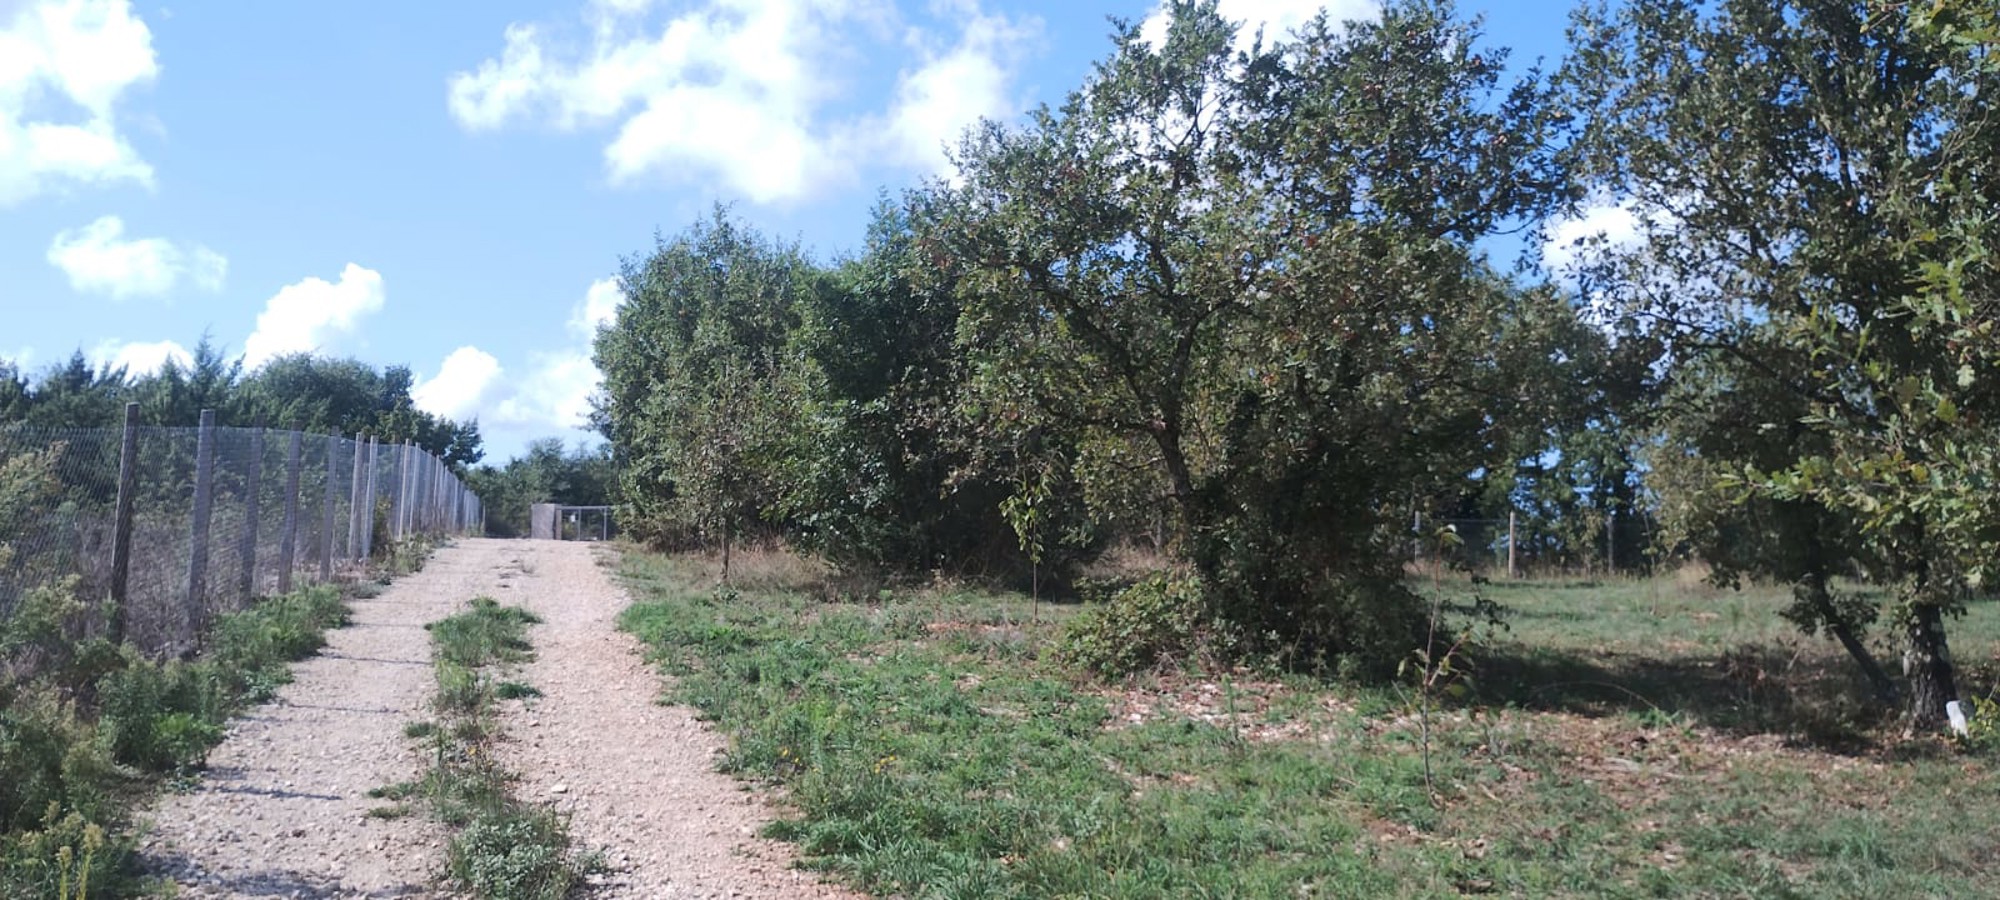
0 405 483 658
1417 514 1657 577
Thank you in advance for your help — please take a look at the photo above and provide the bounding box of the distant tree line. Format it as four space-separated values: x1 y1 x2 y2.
0 339 485 469
591 0 2000 728
464 438 615 538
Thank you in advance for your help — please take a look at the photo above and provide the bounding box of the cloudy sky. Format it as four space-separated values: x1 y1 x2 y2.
1 0 1572 460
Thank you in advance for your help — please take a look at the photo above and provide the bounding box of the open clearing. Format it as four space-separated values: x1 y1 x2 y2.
140 538 852 899
616 548 2000 898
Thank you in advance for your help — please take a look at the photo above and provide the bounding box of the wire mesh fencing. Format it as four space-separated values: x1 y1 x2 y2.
1 405 484 658
1416 514 1657 578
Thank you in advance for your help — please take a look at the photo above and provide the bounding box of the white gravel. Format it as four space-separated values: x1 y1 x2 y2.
485 540 859 900
139 538 862 900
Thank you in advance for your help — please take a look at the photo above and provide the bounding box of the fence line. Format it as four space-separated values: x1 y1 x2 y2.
0 404 484 658
1416 512 1657 577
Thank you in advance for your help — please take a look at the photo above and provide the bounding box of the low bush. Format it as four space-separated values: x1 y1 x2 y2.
1057 573 1224 676
428 598 539 669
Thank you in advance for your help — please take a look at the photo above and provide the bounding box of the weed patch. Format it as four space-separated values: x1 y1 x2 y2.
409 597 593 900
0 581 353 898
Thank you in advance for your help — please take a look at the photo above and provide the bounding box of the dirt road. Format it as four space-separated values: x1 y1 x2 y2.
142 538 854 899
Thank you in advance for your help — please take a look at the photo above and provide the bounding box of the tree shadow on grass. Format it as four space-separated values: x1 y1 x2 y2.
1468 641 1903 754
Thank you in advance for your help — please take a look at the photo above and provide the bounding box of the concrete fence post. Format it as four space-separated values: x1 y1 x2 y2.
320 434 338 582
238 422 265 598
185 409 218 639
362 437 379 559
1507 510 1518 579
108 402 140 645
348 433 368 561
277 431 303 594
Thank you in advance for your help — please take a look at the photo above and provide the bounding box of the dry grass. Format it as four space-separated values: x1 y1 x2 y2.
684 542 833 593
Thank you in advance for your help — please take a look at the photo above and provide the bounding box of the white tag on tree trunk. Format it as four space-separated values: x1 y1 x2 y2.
1946 700 1969 737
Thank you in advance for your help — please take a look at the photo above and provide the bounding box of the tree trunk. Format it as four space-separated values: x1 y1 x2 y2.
1905 601 1959 729
720 517 733 586
1799 573 1899 707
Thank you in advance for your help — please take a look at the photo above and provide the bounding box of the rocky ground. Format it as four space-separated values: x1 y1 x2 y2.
141 538 856 899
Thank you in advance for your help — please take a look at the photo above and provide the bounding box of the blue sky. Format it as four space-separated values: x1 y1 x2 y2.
0 0 1576 462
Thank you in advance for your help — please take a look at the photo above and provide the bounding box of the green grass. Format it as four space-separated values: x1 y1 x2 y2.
618 551 2000 899
411 596 592 900
1466 572 2000 740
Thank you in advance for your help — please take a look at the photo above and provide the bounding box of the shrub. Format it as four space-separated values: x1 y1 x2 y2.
1057 573 1222 676
96 657 223 774
210 585 347 673
428 598 539 669
0 687 118 834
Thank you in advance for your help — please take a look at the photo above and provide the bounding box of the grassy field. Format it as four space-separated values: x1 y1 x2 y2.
617 550 2000 899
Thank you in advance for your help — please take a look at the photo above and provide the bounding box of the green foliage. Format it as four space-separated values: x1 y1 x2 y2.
1058 573 1221 677
617 552 1423 897
0 339 484 467
776 198 1039 581
465 438 615 538
96 659 223 773
0 687 120 835
381 534 439 576
493 681 540 700
944 0 1571 666
621 548 2000 896
0 807 115 900
1564 0 2000 725
1960 694 2000 754
447 810 585 900
0 445 62 573
427 597 539 670
596 207 820 553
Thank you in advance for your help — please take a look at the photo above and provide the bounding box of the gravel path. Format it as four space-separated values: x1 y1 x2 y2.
140 538 860 899
139 551 474 897
486 540 858 900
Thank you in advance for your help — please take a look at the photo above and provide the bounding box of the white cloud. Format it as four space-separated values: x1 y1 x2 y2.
496 350 600 431
1541 198 1643 277
46 215 226 299
0 0 159 206
881 2 1035 172
91 338 191 376
414 345 505 422
511 278 623 430
1139 0 1378 52
407 281 619 452
568 276 623 338
243 264 386 368
449 0 1038 202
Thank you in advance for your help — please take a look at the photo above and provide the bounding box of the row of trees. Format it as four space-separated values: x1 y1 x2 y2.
0 340 485 468
464 438 616 538
598 0 1997 727
596 3 1649 668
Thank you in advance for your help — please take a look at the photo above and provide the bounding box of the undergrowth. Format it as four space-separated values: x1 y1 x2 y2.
0 580 350 898
411 596 594 900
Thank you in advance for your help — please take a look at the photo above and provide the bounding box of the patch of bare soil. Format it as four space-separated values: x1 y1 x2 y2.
483 540 859 900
